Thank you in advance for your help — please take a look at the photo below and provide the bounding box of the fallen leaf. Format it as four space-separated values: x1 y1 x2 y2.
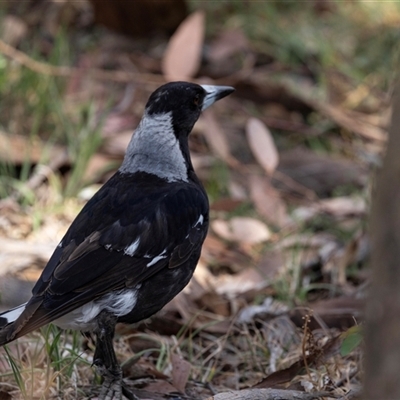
2 15 27 46
237 298 289 324
256 249 285 281
214 267 269 296
212 217 271 245
319 196 366 216
171 353 191 393
289 297 363 329
249 174 289 228
162 10 205 81
246 118 279 176
293 196 366 222
277 147 367 196
197 290 231 316
254 335 342 389
201 110 233 165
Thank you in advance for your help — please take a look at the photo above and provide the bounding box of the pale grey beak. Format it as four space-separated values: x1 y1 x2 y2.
201 84 235 111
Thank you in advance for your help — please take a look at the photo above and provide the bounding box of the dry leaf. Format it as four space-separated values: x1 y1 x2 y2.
171 353 191 393
277 147 367 196
237 298 289 324
201 110 232 164
197 291 231 316
2 15 27 46
162 10 205 81
319 196 366 216
249 174 289 228
293 196 366 222
289 297 363 330
212 217 271 245
246 117 279 176
214 267 268 296
256 249 285 281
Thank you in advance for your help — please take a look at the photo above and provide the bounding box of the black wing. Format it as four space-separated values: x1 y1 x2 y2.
7 171 208 340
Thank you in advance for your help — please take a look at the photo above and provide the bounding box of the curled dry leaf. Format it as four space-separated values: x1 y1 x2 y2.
277 147 367 196
214 267 268 296
293 196 366 222
319 196 366 216
237 297 289 324
162 10 205 81
246 117 279 176
201 110 233 165
2 15 28 47
212 217 271 245
249 174 290 228
171 353 191 393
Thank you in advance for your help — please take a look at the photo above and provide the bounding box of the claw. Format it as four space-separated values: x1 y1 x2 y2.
96 373 138 400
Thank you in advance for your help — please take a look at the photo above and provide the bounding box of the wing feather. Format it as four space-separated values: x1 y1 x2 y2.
9 171 209 339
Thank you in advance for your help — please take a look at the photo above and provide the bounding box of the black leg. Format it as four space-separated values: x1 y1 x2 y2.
93 311 138 400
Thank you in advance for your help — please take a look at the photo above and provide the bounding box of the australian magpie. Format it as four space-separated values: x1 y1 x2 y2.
0 81 234 399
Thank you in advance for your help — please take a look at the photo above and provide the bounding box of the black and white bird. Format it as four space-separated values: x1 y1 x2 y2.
0 81 234 399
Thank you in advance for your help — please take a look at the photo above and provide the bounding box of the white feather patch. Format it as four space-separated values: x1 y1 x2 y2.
53 289 139 331
124 238 140 256
147 249 167 267
0 303 26 325
195 214 204 226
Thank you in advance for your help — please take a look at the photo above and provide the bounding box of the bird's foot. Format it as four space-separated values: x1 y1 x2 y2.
95 364 138 400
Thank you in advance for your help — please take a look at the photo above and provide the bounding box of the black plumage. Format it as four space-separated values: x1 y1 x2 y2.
0 81 234 399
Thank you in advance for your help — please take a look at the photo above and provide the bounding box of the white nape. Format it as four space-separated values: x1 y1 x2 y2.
54 289 138 331
120 112 188 182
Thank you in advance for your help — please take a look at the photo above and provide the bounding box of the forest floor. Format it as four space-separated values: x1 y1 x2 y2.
0 1 398 399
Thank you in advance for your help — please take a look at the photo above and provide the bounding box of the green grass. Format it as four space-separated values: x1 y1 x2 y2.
0 25 104 204
190 0 400 88
1 326 90 400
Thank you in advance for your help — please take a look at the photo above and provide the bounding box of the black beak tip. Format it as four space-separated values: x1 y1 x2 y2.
218 86 235 100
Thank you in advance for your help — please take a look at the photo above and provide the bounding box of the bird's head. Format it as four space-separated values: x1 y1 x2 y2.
145 81 235 134
120 81 234 181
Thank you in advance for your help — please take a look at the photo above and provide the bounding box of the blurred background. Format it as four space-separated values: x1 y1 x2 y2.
0 1 398 399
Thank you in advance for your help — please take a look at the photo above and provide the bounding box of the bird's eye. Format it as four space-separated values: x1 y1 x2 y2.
193 94 201 107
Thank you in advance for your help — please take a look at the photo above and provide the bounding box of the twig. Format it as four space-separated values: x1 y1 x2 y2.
26 150 69 191
273 170 318 201
0 38 164 84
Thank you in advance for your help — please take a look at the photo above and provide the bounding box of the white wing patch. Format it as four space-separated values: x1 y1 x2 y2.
0 303 27 325
53 289 139 331
195 214 204 226
147 249 167 267
124 238 140 256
